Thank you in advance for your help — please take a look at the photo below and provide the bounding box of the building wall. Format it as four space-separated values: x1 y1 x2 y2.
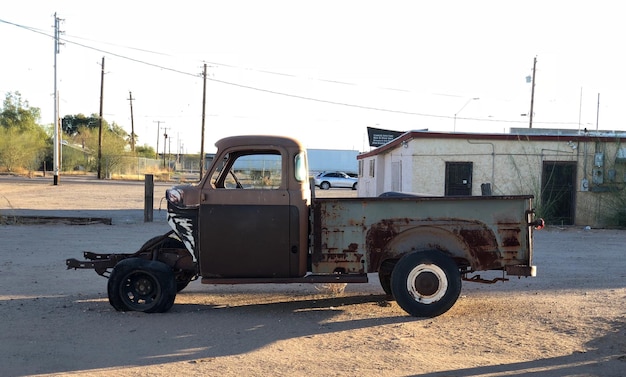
358 134 626 227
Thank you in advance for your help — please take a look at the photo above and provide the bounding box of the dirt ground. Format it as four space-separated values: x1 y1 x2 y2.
0 175 625 377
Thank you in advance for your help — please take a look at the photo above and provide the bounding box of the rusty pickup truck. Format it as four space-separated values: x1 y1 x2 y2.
67 135 543 317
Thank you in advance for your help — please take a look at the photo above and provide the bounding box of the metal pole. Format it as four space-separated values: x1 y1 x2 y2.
529 56 537 129
200 63 207 180
578 87 583 133
144 174 154 222
596 93 600 131
53 13 61 185
154 120 163 159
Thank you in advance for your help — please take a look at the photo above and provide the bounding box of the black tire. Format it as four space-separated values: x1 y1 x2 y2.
391 250 461 317
378 260 396 296
352 182 358 190
320 181 331 190
107 258 177 313
141 235 194 292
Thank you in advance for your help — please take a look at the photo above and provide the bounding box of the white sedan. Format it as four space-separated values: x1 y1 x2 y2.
314 171 358 190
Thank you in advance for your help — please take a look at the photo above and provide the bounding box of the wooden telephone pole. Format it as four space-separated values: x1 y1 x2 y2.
97 56 105 179
162 127 170 168
128 91 136 152
153 120 164 159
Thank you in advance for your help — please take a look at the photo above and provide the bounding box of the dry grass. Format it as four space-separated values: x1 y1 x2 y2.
314 283 348 296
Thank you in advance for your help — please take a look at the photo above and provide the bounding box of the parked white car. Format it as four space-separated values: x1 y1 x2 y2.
314 171 358 190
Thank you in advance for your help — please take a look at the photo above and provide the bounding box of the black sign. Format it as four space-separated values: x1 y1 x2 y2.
367 127 405 147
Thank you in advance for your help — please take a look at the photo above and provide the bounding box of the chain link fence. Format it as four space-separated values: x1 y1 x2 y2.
101 155 202 182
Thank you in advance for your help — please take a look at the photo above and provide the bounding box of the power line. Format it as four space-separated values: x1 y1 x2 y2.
0 17 584 128
0 17 450 97
57 36 459 120
61 37 199 78
0 18 51 37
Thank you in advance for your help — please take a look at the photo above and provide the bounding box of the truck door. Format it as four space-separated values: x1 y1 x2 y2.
199 150 293 278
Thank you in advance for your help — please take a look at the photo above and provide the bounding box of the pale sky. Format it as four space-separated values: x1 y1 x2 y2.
2 1 624 153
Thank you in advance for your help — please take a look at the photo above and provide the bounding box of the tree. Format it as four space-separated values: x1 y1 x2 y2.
0 92 48 174
0 91 42 132
109 122 129 141
50 110 163 176
64 126 95 171
136 144 156 158
61 114 98 136
65 121 129 173
98 122 130 176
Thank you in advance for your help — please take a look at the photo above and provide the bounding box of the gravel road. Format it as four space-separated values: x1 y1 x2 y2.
0 175 624 377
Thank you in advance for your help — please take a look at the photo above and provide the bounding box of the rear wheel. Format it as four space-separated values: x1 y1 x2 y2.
391 250 461 317
352 182 358 190
108 258 177 313
320 181 331 190
378 260 396 296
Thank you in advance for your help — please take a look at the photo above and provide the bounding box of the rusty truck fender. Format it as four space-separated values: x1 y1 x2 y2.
365 219 517 273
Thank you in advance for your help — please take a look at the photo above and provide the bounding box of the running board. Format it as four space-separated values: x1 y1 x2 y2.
201 274 368 285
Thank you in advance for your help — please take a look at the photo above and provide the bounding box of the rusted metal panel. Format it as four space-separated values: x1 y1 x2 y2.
313 195 534 276
312 200 367 274
506 264 536 277
201 274 368 284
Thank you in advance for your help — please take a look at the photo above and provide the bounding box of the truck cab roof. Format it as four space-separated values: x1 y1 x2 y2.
215 135 304 151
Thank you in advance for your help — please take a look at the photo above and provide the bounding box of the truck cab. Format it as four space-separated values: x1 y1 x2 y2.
167 135 312 281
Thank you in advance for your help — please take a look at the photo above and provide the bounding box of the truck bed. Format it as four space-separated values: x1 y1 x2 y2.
311 195 536 276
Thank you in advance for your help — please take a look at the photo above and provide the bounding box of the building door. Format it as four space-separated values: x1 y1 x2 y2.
542 161 576 225
391 161 402 192
445 162 473 196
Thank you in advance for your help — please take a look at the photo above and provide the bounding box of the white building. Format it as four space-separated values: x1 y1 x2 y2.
357 130 626 227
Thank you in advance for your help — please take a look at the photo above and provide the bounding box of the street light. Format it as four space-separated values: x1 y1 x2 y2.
453 97 479 132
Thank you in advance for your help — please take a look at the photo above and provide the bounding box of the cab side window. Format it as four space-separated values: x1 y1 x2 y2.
212 152 282 190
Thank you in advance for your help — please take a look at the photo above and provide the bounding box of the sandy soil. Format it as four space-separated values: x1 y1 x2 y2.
0 175 624 377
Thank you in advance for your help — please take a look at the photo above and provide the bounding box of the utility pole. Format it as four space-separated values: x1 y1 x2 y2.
162 127 169 169
200 63 207 180
153 120 164 159
528 56 537 129
176 132 180 164
596 93 600 131
127 91 136 152
168 135 172 168
97 56 105 179
53 13 64 185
